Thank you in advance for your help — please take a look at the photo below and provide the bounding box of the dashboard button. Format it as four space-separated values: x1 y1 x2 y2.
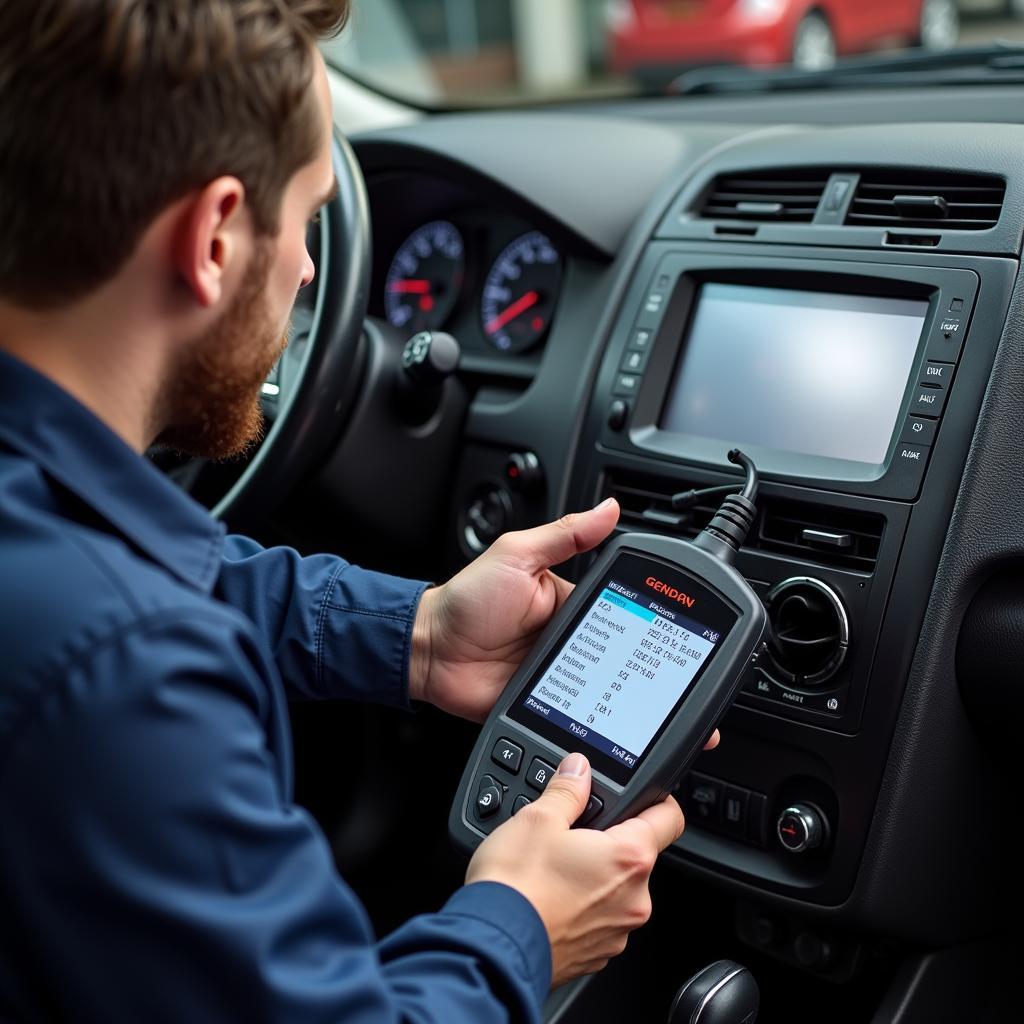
722 785 749 837
682 773 722 824
620 347 650 374
607 399 629 432
627 328 653 352
512 795 532 816
526 757 556 792
925 317 964 362
475 776 502 819
747 792 769 845
612 373 641 397
919 361 953 388
491 738 524 774
910 387 947 418
895 443 929 468
899 415 937 446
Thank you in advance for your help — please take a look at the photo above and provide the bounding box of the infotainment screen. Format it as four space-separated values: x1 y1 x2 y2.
507 553 737 780
660 284 929 465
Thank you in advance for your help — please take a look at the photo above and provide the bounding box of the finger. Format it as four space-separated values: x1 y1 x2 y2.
535 752 592 828
609 794 685 852
704 728 721 751
501 499 620 573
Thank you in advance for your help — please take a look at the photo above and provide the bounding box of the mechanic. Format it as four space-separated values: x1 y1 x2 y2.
0 2 712 1021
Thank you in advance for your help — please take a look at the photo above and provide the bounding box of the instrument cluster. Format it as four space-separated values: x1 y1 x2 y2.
368 176 565 367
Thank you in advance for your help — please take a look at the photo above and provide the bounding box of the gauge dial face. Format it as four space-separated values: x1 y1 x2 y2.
481 231 562 353
385 220 465 333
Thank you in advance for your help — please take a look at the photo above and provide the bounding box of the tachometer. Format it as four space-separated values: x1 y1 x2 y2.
385 220 465 333
481 231 561 353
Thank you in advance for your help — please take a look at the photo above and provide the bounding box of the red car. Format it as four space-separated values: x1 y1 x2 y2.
606 0 959 78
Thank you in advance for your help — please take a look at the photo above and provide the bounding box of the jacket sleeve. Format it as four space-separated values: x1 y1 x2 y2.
0 610 551 1023
215 534 430 707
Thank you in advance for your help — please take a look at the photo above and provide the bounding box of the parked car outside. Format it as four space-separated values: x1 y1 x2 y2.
606 0 960 79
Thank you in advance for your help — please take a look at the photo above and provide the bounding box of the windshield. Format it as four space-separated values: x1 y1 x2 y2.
322 0 1024 107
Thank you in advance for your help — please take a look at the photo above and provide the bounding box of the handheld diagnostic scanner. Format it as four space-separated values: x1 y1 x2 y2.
449 450 768 852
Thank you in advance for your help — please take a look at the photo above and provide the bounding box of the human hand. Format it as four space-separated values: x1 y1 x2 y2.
465 752 683 986
409 499 621 722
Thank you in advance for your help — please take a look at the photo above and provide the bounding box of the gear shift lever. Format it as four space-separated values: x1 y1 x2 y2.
668 960 759 1024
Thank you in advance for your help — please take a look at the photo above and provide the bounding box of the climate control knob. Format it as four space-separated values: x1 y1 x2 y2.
776 803 827 854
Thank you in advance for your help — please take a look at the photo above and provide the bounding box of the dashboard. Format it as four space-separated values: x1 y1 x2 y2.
333 89 1024 1020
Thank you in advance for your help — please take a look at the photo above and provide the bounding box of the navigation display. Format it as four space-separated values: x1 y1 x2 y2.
509 555 737 778
660 284 929 466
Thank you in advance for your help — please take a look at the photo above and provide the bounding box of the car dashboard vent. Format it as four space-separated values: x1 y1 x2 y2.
603 471 884 573
757 499 884 573
698 169 828 223
846 170 1005 231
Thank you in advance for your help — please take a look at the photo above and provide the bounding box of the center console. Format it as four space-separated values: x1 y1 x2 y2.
569 163 1018 929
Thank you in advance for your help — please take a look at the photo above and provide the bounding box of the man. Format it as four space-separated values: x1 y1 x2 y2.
0 2 710 1020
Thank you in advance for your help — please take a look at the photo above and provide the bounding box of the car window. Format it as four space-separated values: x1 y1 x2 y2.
322 0 1024 107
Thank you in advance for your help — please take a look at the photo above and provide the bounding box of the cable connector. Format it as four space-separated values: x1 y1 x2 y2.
693 449 759 564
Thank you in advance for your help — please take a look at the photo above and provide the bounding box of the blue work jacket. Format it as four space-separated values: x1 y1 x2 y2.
0 351 550 1022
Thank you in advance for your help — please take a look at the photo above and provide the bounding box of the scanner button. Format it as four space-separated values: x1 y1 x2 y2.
576 794 604 828
475 776 502 819
512 795 532 816
526 757 556 792
491 738 524 775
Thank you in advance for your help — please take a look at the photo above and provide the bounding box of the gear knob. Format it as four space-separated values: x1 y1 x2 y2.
668 960 759 1024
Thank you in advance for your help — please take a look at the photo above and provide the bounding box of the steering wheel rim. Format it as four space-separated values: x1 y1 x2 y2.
211 131 370 526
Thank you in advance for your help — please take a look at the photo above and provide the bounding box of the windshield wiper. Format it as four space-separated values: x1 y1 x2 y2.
671 42 1024 96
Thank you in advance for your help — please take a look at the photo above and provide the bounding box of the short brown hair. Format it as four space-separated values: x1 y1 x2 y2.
0 0 349 310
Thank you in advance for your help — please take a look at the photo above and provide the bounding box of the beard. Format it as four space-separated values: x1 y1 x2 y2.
156 240 288 460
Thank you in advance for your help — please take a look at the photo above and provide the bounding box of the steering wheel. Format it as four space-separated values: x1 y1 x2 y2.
210 131 370 526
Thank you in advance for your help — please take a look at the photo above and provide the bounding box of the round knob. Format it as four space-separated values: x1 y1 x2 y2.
793 931 834 970
400 330 460 386
462 486 513 554
761 577 849 688
776 803 826 854
505 451 543 492
668 960 759 1024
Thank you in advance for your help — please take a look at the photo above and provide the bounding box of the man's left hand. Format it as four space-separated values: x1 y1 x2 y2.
410 499 621 722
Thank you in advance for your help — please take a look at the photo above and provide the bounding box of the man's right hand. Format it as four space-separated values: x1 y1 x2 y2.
464 752 684 986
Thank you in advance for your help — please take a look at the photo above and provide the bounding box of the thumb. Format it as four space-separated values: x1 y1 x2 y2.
536 753 592 827
503 499 620 573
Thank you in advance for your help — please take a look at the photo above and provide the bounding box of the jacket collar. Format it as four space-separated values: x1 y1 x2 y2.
0 350 225 592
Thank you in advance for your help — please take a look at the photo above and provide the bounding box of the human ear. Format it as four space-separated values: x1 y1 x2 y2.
173 177 246 308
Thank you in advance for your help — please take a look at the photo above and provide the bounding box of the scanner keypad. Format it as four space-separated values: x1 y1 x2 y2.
470 740 604 834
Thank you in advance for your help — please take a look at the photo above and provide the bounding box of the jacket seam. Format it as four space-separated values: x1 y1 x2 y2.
315 561 349 694
0 606 258 782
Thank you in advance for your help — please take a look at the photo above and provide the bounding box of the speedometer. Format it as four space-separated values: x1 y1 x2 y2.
385 221 465 334
481 231 562 354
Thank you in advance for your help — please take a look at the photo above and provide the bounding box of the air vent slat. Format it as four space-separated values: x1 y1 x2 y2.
603 471 884 573
846 170 1004 231
698 168 828 224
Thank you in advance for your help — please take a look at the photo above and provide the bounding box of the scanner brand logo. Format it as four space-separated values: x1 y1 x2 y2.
644 576 696 609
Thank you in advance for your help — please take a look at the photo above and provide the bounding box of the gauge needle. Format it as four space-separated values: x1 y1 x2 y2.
389 279 431 294
486 290 539 335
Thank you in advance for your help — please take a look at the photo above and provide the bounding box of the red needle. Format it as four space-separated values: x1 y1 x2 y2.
486 290 539 335
389 279 431 294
